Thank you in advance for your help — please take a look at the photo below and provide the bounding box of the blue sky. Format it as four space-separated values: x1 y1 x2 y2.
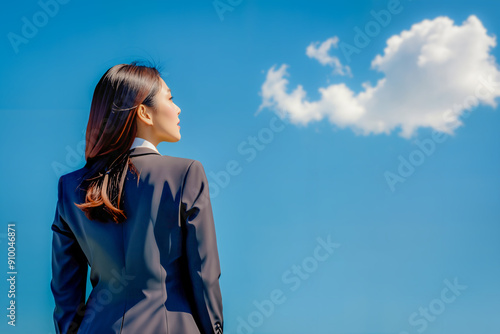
1 0 499 333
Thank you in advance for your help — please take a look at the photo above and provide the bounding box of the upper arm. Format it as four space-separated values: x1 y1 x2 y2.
181 160 220 267
181 160 223 333
50 176 88 334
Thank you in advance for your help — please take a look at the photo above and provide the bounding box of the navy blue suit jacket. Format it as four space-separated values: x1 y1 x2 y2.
50 146 223 333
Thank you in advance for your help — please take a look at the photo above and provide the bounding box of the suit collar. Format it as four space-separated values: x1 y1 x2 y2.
130 137 160 153
129 146 162 157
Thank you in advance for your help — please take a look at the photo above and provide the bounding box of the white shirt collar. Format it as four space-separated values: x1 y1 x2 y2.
130 137 160 153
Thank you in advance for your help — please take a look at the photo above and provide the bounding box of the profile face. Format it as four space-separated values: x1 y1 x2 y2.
151 77 181 143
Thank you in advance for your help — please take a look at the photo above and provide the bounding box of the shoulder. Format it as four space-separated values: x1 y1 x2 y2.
55 166 92 202
137 153 201 175
150 156 209 190
161 156 207 182
157 154 197 169
146 148 208 172
180 159 211 207
57 153 209 190
57 167 87 189
130 150 209 183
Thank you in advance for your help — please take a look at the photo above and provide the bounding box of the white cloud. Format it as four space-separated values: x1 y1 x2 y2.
258 15 500 138
306 36 352 76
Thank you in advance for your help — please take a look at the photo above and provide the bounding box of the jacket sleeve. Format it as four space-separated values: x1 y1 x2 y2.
50 176 89 334
181 160 223 334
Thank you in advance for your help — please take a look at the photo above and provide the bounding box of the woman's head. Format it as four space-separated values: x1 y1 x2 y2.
135 76 181 146
76 60 178 224
86 61 162 161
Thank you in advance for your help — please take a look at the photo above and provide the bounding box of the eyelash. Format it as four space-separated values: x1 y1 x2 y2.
170 96 174 100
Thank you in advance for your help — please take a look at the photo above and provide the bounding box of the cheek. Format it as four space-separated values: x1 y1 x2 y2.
166 106 178 121
157 106 177 125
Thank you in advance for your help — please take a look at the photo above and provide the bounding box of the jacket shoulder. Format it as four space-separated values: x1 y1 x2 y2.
158 154 197 168
138 154 198 173
158 155 208 183
130 152 209 182
56 166 89 191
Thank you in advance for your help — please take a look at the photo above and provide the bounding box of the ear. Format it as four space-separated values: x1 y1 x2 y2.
136 104 154 126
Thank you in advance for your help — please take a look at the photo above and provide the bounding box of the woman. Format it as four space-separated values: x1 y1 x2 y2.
50 61 223 334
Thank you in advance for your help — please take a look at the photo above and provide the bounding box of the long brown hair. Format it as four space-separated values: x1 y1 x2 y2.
75 61 162 224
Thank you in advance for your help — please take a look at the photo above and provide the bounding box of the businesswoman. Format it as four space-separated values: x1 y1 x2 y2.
50 62 223 334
